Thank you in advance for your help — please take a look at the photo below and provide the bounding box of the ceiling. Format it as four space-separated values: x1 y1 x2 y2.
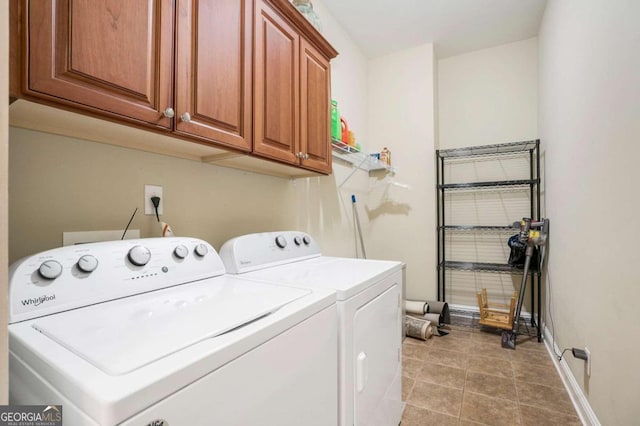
320 0 547 58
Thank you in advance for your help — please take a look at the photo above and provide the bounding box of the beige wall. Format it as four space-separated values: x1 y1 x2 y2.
313 0 368 148
366 43 437 301
1 0 9 404
438 38 538 149
7 127 371 264
8 127 299 261
539 1 640 424
291 0 373 258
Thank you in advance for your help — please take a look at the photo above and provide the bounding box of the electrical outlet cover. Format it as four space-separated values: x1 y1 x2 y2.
144 185 163 216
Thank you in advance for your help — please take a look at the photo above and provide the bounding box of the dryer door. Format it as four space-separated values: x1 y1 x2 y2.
353 283 403 425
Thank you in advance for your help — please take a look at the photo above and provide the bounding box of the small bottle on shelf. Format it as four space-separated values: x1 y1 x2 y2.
331 100 340 141
340 117 349 143
380 147 391 166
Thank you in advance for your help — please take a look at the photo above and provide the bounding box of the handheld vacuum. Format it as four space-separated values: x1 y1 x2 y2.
501 217 549 349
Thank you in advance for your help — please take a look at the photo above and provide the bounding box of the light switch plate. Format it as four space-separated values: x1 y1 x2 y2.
144 184 163 216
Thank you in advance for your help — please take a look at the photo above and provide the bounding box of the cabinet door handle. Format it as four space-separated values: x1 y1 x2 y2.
180 112 191 123
296 152 303 159
163 107 175 118
304 153 309 160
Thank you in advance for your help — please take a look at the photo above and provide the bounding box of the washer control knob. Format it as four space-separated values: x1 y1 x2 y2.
77 255 98 273
293 236 302 246
128 245 151 266
275 235 287 249
194 244 208 257
174 244 189 259
38 260 63 280
302 235 311 245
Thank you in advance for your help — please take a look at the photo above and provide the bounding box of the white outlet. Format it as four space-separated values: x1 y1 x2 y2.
585 347 591 377
144 185 163 216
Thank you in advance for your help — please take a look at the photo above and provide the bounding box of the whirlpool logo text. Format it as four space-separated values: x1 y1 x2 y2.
21 294 56 307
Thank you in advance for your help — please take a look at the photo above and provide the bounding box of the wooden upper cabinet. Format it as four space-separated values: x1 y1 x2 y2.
174 0 252 151
26 0 174 129
300 39 331 174
253 0 300 164
12 0 337 175
254 0 337 172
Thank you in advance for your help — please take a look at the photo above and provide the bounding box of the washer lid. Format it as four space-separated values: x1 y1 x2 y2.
31 276 310 375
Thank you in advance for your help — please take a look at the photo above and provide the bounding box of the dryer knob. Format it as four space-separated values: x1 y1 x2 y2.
38 260 63 280
302 235 312 245
128 245 151 266
77 255 98 273
194 244 208 257
293 236 302 246
275 235 287 249
174 244 189 259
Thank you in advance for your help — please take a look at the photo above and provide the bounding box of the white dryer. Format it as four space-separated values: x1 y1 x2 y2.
220 231 405 426
8 237 338 425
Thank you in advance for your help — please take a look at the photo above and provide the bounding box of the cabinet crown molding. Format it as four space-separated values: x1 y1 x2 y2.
266 0 338 59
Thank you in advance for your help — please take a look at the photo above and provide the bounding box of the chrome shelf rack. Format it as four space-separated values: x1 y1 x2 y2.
436 140 542 340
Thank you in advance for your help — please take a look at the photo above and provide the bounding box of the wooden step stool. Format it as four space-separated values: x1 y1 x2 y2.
477 288 517 330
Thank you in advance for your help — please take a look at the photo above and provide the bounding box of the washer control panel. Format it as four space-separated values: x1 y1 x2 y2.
9 238 224 323
219 231 321 274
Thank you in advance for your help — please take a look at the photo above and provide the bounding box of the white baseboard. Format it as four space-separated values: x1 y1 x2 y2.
543 326 600 426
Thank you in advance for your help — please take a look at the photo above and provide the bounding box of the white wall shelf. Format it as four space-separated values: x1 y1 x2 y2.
331 139 396 188
331 139 395 173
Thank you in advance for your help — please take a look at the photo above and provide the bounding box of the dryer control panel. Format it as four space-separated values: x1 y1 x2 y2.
219 231 321 274
8 238 224 323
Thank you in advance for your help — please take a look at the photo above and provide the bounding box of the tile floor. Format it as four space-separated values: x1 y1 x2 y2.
401 326 581 426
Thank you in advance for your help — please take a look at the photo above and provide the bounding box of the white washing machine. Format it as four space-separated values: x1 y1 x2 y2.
220 231 405 426
8 237 338 425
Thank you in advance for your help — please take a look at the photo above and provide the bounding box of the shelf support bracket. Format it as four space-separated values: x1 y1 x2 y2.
338 155 369 188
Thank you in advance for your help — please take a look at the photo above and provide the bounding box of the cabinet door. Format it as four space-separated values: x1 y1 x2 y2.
300 39 331 173
254 0 300 164
175 0 252 151
27 0 173 129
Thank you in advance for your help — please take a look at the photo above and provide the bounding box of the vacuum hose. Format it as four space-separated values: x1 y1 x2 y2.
512 245 533 333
